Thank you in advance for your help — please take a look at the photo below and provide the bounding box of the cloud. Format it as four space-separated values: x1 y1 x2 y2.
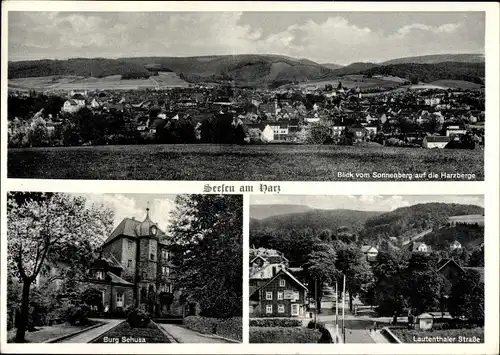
79 193 175 233
8 12 483 63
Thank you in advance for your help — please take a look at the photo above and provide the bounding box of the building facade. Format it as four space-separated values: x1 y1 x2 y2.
81 208 195 317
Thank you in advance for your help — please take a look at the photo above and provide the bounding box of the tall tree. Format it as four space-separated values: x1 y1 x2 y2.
333 241 374 311
448 269 484 324
7 193 113 342
304 243 339 313
168 195 243 318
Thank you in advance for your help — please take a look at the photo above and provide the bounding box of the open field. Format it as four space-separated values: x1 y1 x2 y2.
8 72 189 91
429 80 483 90
8 144 483 181
282 75 406 90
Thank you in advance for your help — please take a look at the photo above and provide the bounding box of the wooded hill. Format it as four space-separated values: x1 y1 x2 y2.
361 203 484 242
9 53 485 87
360 62 485 84
250 208 382 232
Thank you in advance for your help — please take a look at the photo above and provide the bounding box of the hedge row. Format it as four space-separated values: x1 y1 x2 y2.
249 326 322 343
183 316 242 342
250 318 302 327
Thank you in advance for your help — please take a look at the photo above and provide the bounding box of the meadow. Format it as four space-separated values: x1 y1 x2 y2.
8 144 484 181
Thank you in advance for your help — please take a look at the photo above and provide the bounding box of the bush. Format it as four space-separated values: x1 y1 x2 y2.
250 318 302 327
249 326 322 343
66 304 90 326
183 316 218 334
215 317 242 342
307 321 333 343
126 307 151 328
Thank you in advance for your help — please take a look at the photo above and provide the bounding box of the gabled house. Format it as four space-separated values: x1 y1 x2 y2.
249 268 308 318
360 245 378 262
411 242 430 253
449 240 462 251
422 136 450 149
62 99 85 113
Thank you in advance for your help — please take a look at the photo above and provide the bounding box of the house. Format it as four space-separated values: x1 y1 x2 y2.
422 136 451 149
437 258 464 293
416 313 434 330
446 126 467 137
411 242 430 253
78 208 197 317
62 99 85 113
249 268 308 318
347 127 367 142
90 98 102 109
449 240 462 251
360 246 378 262
332 126 346 137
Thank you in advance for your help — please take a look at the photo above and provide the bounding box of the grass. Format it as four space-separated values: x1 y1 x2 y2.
391 328 484 343
7 321 99 343
8 144 483 181
249 326 322 343
91 321 170 343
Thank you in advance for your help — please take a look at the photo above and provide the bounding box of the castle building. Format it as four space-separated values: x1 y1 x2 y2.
82 208 195 317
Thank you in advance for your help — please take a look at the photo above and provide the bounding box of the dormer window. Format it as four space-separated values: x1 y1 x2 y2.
96 270 104 280
162 250 169 260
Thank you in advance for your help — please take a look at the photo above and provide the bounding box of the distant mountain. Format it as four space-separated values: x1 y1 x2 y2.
329 62 380 76
321 63 344 70
361 203 484 242
360 62 485 84
382 53 485 65
8 54 337 87
251 208 383 232
250 204 313 220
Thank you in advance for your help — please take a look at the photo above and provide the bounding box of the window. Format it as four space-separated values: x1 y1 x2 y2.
266 291 273 300
277 291 284 300
279 279 286 287
162 266 170 277
116 292 124 307
162 250 169 260
150 253 155 261
127 260 132 268
128 241 133 249
278 304 285 313
266 305 273 314
96 270 104 280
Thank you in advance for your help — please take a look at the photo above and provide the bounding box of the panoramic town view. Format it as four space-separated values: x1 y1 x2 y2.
7 193 243 343
7 11 485 181
249 195 484 343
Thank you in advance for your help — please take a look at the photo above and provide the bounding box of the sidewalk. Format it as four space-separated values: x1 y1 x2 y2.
61 319 123 343
369 329 390 343
159 324 233 343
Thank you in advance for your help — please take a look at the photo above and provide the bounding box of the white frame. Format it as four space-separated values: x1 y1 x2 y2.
265 304 273 314
265 291 273 300
278 304 285 313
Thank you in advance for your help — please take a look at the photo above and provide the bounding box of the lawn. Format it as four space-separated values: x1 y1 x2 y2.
91 321 170 343
7 322 99 343
391 328 484 343
8 144 483 181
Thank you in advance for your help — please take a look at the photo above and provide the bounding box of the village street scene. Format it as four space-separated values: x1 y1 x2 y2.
7 193 243 343
249 195 484 343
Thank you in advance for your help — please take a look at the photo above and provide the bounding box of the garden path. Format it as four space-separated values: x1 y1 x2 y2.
61 319 124 343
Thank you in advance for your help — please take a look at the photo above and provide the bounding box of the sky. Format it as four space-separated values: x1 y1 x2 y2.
72 193 178 232
8 11 485 64
250 195 484 214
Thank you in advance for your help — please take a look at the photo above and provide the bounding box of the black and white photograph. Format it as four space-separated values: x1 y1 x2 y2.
6 11 485 181
249 195 485 343
6 192 243 343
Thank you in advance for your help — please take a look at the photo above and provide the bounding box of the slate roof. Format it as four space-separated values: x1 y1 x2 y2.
106 271 133 286
103 215 166 246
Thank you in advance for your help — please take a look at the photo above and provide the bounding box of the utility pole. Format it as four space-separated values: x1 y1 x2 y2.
314 278 318 328
342 274 346 343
